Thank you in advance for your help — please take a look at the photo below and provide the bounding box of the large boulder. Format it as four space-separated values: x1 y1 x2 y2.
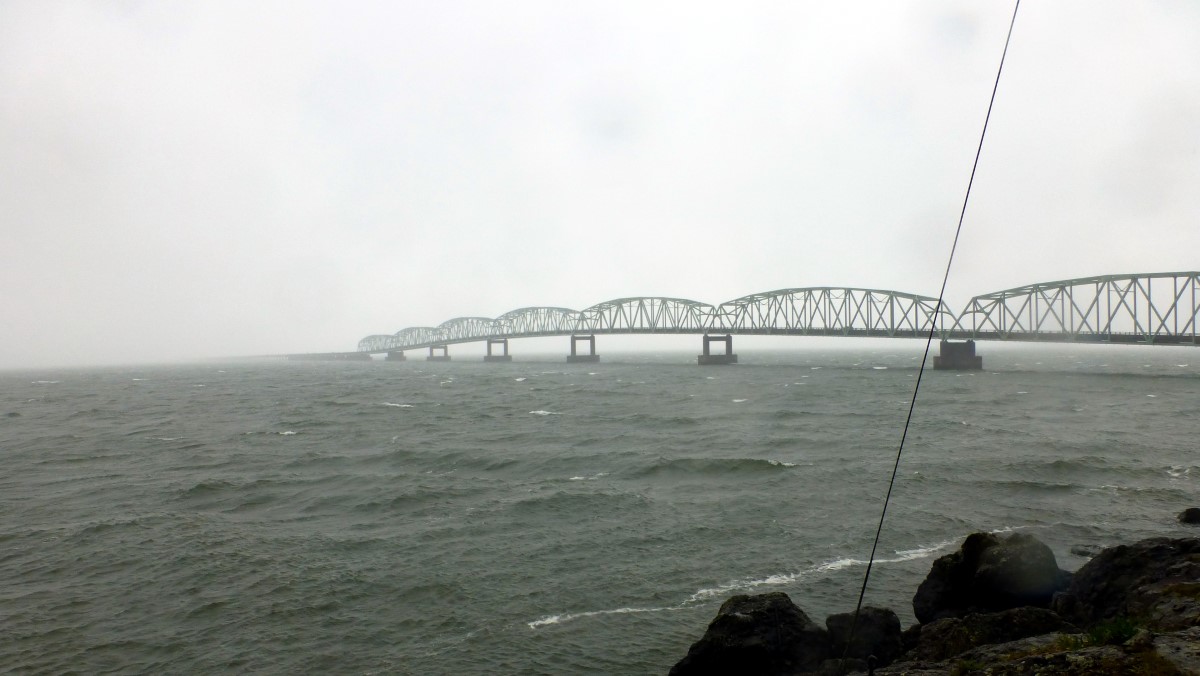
899 606 1076 662
912 532 1070 624
1053 536 1200 631
670 592 830 676
825 606 903 667
1179 508 1200 525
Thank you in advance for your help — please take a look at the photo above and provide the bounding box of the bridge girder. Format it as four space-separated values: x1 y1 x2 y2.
958 272 1200 343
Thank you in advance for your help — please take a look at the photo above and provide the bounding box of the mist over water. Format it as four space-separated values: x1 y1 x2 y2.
2 347 1196 673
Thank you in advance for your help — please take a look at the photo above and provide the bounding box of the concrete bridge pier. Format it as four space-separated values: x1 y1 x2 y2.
697 334 738 365
386 350 406 361
427 345 451 362
933 339 982 370
567 334 599 363
484 338 512 362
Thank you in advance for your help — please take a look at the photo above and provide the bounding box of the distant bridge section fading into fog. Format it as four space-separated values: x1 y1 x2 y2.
333 272 1199 366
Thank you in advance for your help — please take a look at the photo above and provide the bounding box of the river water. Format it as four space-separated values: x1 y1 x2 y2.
2 344 1196 673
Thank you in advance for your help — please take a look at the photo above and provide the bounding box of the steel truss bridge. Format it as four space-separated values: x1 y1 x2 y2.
354 272 1200 355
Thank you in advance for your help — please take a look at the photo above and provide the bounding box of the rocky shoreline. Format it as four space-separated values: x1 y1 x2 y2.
670 513 1200 675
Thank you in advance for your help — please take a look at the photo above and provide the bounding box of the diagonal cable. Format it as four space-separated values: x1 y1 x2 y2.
840 0 1022 666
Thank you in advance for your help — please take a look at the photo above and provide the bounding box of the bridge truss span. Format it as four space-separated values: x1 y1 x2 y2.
711 287 956 337
576 297 716 333
493 307 582 337
354 273 1200 354
438 317 498 342
957 272 1200 344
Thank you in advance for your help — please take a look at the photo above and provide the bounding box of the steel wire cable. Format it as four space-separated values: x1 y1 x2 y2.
840 0 1022 667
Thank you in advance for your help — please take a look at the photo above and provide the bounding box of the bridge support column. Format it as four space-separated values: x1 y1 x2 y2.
933 340 982 370
484 338 512 362
427 345 451 362
386 350 406 361
567 334 599 363
697 334 738 365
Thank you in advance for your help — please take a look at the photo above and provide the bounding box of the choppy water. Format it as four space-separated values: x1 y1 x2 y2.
2 345 1197 674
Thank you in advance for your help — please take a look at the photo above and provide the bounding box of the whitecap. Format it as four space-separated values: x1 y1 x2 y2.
686 538 957 604
530 410 560 416
533 537 962 629
131 378 145 381
527 605 681 629
278 430 297 435
1017 391 1028 395
766 460 796 467
193 384 205 388
1146 394 1157 398
568 472 609 481
872 366 887 370
732 398 748 403
381 402 413 407
588 372 597 376
515 377 527 382
32 380 59 384
154 437 179 441
810 367 822 370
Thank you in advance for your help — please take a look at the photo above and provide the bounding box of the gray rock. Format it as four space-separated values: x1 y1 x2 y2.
1052 536 1200 631
900 606 1076 662
1155 626 1200 674
826 606 903 667
912 532 1070 624
669 592 830 676
1179 508 1200 525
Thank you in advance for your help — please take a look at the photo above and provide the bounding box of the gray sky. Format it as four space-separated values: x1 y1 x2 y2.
3 1 1198 367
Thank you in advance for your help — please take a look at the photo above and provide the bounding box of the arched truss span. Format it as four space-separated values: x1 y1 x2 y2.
438 317 497 342
493 307 582 336
357 274 1200 351
358 334 401 352
710 287 957 337
958 272 1200 344
576 297 715 333
394 326 444 347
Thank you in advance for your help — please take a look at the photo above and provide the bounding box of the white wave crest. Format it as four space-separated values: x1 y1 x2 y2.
381 402 413 407
530 537 966 630
528 605 683 629
687 538 958 603
530 410 560 416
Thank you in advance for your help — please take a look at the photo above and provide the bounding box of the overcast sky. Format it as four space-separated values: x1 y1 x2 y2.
3 1 1198 367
